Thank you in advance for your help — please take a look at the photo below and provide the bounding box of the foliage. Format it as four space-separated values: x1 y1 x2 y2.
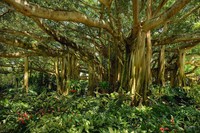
183 85 200 104
0 0 200 108
193 22 200 30
69 80 88 95
0 74 15 91
99 81 110 90
0 86 200 133
69 80 88 91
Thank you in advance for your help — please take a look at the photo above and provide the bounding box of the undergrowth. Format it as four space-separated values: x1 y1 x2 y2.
0 85 199 133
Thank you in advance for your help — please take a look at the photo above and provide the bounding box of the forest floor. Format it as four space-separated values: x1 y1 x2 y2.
0 86 200 133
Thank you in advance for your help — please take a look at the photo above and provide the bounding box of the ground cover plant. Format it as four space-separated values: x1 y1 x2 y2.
0 85 199 133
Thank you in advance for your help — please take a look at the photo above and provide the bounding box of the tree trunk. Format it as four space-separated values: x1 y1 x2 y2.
71 55 79 80
55 54 79 95
157 46 166 86
61 56 68 95
55 57 62 94
146 31 152 86
126 30 147 106
110 52 122 92
146 0 152 87
24 56 29 94
170 61 178 88
178 50 186 87
88 64 98 95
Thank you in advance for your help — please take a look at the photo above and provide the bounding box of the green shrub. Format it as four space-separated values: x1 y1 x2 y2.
1 87 199 133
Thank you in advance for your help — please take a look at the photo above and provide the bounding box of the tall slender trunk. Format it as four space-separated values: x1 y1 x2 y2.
55 57 61 94
71 55 79 80
61 56 68 95
178 50 186 87
100 42 123 93
146 0 152 88
88 64 98 95
108 43 111 83
170 57 178 87
157 46 166 86
110 52 122 92
24 56 29 94
146 31 152 86
121 46 131 92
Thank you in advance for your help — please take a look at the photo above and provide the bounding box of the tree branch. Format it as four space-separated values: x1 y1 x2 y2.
0 28 53 42
153 33 200 46
32 18 101 65
0 52 40 58
142 0 191 31
0 8 11 17
170 5 200 24
0 35 59 57
3 0 113 34
178 41 200 50
185 66 198 75
98 0 113 9
152 0 168 17
132 0 140 28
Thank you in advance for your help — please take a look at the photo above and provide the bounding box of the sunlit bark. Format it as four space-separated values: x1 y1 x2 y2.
3 0 113 34
127 30 147 106
143 0 191 31
55 57 61 94
158 46 166 86
24 56 29 93
145 0 153 100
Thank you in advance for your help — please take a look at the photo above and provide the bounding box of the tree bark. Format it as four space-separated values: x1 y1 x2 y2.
3 0 113 33
110 50 122 92
24 56 29 93
158 46 166 86
178 50 186 87
88 64 98 95
143 0 191 31
145 0 153 97
127 29 147 106
55 57 61 94
61 56 68 95
170 56 178 87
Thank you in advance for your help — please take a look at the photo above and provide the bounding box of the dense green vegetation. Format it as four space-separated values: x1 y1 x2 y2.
0 85 200 133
